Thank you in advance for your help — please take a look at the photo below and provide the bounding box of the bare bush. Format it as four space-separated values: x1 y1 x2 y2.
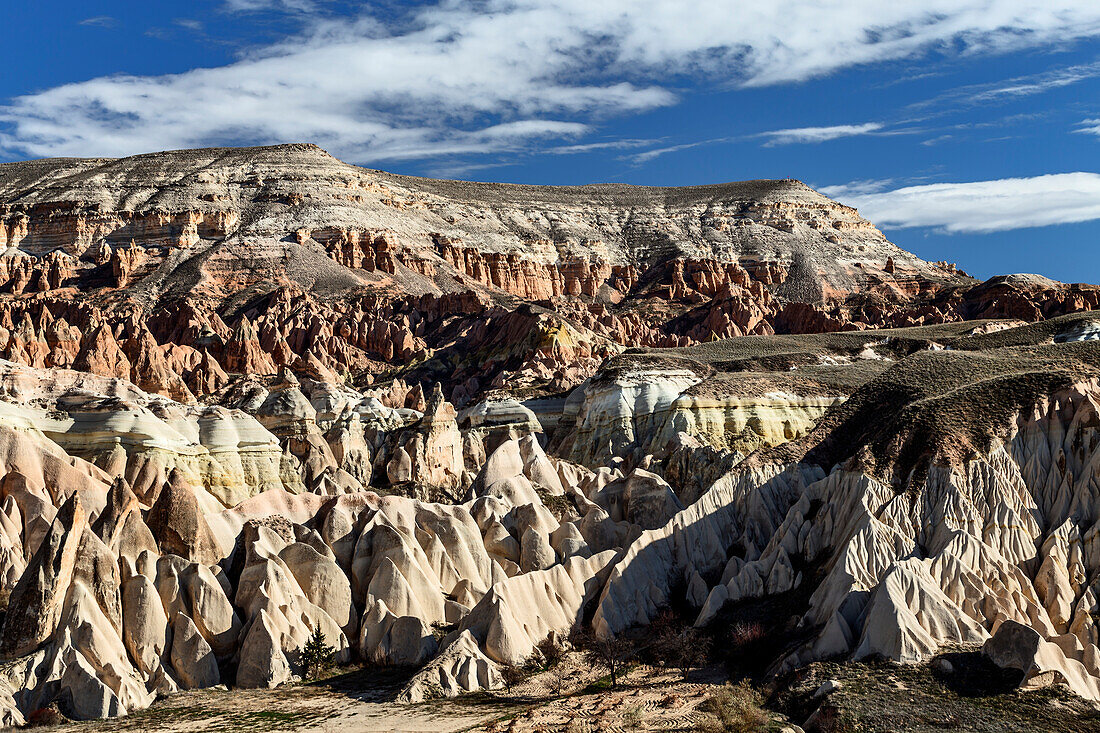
729 621 766 649
651 611 712 678
548 665 572 697
571 627 634 688
500 663 526 694
537 634 566 668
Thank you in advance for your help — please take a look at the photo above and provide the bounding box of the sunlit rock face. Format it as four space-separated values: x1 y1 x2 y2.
0 361 285 507
562 364 706 468
3 144 1100 721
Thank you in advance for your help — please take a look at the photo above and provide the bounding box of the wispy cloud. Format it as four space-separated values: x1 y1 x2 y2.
174 19 205 32
422 161 512 179
626 139 728 164
9 2 1100 164
757 122 884 146
624 121 889 164
912 61 1100 118
223 0 320 12
1076 119 1100 136
969 64 1100 103
78 16 116 28
548 139 657 155
821 173 1100 233
921 134 954 146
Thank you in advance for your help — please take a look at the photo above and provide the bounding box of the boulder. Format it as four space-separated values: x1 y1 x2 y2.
983 620 1100 700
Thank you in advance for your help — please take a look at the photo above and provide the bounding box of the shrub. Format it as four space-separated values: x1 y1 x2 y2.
300 626 335 680
548 665 572 697
699 682 769 733
500 663 527 694
659 693 681 708
649 609 682 664
729 621 766 649
621 705 643 730
674 626 712 679
536 634 565 668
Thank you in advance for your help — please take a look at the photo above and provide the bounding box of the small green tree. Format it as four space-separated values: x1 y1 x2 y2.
301 626 334 679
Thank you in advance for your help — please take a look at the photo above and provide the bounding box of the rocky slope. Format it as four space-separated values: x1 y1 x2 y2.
0 145 1099 725
1 143 1096 410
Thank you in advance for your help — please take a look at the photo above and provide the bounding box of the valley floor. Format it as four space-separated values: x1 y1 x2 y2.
40 649 1100 733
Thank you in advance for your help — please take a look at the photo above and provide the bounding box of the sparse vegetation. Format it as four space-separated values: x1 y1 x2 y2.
547 665 572 697
728 620 766 651
534 486 577 519
621 704 644 730
0 585 9 630
536 634 566 668
773 654 1100 733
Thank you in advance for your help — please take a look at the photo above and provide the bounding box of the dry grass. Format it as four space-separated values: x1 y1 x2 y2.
698 682 770 733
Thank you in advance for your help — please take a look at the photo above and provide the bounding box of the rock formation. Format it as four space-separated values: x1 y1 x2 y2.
0 144 1098 721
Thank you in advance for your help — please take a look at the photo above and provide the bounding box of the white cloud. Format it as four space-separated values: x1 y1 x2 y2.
9 1 1100 164
921 134 954 146
821 173 1100 233
822 179 898 196
223 0 319 12
970 64 1100 102
757 122 883 146
78 16 116 28
624 122 887 164
548 139 657 154
627 140 725 164
1076 119 1100 136
910 62 1100 120
173 19 205 31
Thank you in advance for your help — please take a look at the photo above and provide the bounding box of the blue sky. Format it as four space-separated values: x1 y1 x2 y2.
3 1 1100 284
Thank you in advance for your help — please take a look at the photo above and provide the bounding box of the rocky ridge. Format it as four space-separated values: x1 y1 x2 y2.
0 144 1096 411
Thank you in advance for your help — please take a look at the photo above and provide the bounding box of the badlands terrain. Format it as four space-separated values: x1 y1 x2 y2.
0 144 1098 730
